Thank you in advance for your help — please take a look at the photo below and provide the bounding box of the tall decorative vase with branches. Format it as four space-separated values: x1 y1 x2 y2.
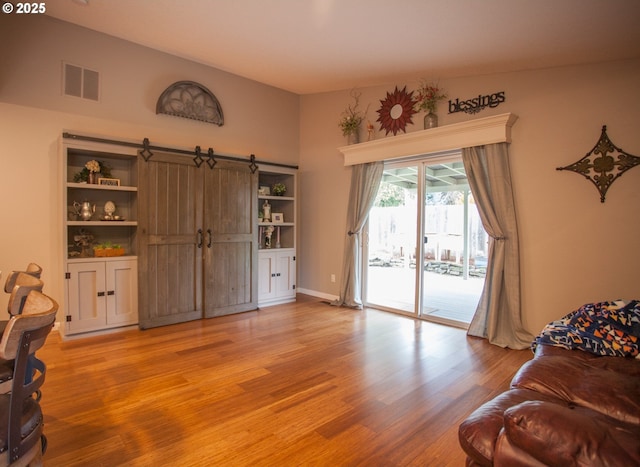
414 80 447 129
339 90 367 144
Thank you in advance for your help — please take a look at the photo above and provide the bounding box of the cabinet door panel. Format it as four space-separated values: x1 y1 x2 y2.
138 154 203 328
204 161 258 317
67 262 107 334
258 253 275 300
276 252 296 298
106 259 138 325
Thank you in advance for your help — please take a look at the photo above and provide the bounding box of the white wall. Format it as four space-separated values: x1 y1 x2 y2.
299 59 640 334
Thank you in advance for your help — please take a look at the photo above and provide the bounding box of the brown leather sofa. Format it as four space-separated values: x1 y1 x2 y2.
458 343 640 466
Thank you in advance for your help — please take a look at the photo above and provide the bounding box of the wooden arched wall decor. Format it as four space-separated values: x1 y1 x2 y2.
156 81 224 126
557 125 640 203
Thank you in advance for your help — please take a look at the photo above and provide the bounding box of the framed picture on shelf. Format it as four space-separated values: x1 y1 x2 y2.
98 178 121 187
258 186 270 196
271 213 284 224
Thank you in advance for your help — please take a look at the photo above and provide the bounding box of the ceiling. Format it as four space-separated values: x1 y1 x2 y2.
45 0 640 95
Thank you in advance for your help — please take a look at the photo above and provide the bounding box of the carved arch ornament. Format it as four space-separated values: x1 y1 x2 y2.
156 81 224 126
557 126 640 203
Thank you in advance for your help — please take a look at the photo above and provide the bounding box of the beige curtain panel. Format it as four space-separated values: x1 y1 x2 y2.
332 161 384 308
462 143 533 349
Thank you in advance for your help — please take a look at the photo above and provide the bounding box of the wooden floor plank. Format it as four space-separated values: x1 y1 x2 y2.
37 294 532 466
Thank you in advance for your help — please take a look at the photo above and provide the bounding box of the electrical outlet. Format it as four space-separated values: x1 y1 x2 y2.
331 274 336 283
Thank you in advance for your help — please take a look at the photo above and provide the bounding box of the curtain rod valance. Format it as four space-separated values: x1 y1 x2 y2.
339 113 518 166
62 132 299 170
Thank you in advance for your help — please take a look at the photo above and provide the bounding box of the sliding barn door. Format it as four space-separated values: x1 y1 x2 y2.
203 160 258 317
138 152 204 329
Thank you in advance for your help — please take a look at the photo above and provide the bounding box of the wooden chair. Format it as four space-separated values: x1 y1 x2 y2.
0 291 57 467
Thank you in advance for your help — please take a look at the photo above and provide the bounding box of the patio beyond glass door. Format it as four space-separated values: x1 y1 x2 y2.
365 158 487 327
366 164 418 314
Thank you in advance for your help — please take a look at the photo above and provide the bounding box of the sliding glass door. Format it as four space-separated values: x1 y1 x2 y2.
365 163 419 314
365 156 487 327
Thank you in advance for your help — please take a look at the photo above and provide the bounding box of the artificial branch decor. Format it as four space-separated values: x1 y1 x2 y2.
339 89 367 144
413 80 447 114
156 81 224 126
557 125 640 202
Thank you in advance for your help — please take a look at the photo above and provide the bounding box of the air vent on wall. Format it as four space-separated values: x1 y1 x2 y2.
63 62 99 101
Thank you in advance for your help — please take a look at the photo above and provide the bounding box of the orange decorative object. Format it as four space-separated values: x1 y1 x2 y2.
94 248 125 257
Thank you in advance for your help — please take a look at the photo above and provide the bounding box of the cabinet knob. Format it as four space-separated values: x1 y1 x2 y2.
97 291 105 297
107 290 115 296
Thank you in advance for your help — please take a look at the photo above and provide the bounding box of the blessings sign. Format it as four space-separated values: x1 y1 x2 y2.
448 91 505 115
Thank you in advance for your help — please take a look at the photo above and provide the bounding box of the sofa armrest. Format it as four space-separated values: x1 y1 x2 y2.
503 400 640 466
458 389 560 466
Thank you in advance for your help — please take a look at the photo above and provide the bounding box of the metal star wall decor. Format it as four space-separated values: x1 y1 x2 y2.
376 86 417 136
557 125 640 203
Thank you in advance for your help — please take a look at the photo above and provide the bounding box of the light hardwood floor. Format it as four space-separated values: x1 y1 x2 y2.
37 294 533 466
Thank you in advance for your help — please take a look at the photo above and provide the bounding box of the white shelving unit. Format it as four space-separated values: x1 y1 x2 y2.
61 136 139 336
257 165 296 306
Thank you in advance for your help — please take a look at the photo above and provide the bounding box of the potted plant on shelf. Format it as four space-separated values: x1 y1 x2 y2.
74 159 112 184
413 80 447 129
94 241 125 257
272 183 286 196
338 90 367 144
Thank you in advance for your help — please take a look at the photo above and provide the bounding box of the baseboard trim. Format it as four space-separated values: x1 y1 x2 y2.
297 288 339 302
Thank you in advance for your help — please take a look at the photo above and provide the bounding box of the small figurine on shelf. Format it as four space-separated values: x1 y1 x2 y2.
367 121 375 141
262 199 271 222
103 201 116 220
72 228 94 258
264 225 274 249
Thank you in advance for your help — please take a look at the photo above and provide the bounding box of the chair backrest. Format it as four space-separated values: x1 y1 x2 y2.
0 290 56 465
0 291 57 361
3 263 42 293
6 272 44 317
25 263 42 278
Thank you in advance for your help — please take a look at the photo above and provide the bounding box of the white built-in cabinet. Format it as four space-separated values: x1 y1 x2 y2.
257 166 296 306
61 136 139 337
258 250 296 304
66 259 138 334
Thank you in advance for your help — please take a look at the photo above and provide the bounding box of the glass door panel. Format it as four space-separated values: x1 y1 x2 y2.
366 164 419 314
421 162 487 325
365 157 487 328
